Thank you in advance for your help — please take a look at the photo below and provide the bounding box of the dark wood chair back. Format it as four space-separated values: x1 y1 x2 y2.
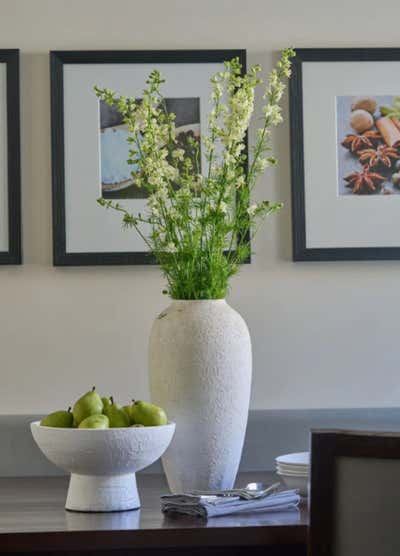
308 429 400 556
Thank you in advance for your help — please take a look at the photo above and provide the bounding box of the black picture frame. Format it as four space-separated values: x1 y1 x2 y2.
290 48 400 261
51 49 247 266
0 49 21 265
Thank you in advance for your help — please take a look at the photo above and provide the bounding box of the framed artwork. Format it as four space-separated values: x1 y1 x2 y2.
290 48 400 261
0 49 21 264
51 49 246 266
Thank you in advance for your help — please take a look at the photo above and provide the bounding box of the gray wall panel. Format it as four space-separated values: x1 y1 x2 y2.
1 409 399 477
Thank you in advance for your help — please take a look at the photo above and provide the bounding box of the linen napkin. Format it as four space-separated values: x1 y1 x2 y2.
161 489 300 518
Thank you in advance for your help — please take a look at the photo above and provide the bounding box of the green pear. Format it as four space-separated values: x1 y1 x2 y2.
130 400 168 426
78 414 109 429
122 400 138 425
130 423 144 427
102 397 112 414
72 387 103 425
41 407 73 428
103 397 130 428
122 404 133 423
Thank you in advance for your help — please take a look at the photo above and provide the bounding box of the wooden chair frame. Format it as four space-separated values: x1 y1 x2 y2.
308 429 400 556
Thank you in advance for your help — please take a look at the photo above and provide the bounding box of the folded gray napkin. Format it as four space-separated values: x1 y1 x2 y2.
161 489 300 518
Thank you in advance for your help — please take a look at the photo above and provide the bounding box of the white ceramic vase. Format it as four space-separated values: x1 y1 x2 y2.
149 299 252 493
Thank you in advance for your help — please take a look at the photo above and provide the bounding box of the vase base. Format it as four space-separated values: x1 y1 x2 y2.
65 473 140 512
163 458 236 493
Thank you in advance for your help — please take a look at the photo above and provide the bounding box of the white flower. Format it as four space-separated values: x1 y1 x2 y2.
165 242 177 253
211 83 223 101
223 151 235 165
219 201 228 214
263 103 283 125
172 148 185 161
155 185 168 201
176 186 191 201
236 176 245 189
148 194 161 217
247 203 258 217
167 207 179 219
233 143 245 157
253 157 269 173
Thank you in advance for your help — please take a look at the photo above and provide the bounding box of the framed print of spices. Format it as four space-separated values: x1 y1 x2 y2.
0 49 21 264
51 49 246 266
290 48 400 261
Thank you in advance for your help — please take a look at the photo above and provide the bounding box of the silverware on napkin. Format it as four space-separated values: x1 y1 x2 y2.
189 481 281 500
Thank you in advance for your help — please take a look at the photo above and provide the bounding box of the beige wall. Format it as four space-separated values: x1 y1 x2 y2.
1 0 400 414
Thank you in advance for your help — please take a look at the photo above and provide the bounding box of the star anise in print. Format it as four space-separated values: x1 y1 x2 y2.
357 144 400 168
341 131 382 153
344 166 385 195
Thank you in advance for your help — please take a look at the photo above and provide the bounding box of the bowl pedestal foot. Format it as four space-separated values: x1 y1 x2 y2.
65 473 140 512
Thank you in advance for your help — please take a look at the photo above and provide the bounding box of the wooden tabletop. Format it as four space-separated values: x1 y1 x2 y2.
0 472 308 555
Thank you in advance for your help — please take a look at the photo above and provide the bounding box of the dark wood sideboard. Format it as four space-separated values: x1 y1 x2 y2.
0 472 307 555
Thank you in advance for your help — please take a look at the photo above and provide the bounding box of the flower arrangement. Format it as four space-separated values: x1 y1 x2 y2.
94 49 294 299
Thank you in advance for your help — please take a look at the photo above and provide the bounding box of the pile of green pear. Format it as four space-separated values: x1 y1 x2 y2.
40 387 168 429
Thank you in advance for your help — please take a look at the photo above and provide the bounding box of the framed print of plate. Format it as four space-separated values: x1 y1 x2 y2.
0 49 21 264
290 48 400 261
51 49 246 266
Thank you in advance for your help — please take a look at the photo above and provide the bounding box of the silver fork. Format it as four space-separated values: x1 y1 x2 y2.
190 481 280 500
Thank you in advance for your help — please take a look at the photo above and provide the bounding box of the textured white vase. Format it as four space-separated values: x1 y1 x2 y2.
149 299 252 493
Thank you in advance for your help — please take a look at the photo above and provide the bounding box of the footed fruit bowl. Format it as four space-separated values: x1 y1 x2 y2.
31 421 175 512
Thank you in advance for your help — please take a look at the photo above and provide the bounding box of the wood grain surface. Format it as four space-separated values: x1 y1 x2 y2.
0 472 307 555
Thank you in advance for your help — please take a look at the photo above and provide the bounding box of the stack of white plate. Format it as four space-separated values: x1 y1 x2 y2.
275 452 310 496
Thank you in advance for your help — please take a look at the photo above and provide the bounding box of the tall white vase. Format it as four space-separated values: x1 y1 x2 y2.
149 299 252 493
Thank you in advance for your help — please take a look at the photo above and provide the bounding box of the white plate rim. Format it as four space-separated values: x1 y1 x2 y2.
276 463 309 471
276 468 309 477
275 452 309 465
276 470 309 478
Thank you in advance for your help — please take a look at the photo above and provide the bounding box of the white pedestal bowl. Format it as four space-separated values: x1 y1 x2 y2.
31 421 175 512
